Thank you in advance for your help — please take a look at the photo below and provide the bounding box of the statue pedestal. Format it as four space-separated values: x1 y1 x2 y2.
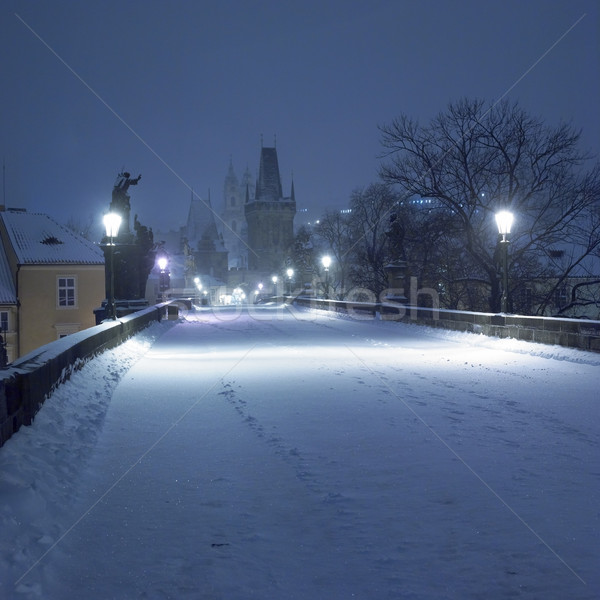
384 261 408 304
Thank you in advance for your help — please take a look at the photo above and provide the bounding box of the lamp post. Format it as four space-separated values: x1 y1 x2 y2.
157 255 169 301
322 255 331 299
272 275 278 296
286 268 294 296
495 210 514 313
103 212 122 320
194 276 204 304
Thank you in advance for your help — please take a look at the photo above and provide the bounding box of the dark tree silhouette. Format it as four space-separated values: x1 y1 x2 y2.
380 98 600 313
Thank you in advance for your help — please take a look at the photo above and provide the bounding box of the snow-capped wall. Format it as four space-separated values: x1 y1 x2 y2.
292 297 600 352
0 305 167 448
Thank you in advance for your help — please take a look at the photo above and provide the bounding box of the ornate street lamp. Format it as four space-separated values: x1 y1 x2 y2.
322 255 332 299
495 210 514 313
103 212 122 319
272 275 278 296
286 268 294 296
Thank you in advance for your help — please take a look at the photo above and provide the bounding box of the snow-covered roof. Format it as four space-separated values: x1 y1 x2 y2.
0 241 16 304
0 210 104 265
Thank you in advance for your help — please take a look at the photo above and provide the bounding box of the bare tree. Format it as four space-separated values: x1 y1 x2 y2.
346 184 399 296
380 98 600 313
289 225 317 289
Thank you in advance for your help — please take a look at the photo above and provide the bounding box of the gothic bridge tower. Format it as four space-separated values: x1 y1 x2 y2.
244 146 296 272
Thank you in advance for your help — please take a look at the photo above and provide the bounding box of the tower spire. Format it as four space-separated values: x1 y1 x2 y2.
255 146 283 201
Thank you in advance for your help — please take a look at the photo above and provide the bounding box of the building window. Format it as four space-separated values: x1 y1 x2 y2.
554 285 569 307
57 276 76 308
0 311 8 332
55 323 80 339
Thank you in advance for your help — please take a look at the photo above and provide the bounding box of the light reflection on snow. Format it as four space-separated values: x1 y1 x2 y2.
1 311 598 598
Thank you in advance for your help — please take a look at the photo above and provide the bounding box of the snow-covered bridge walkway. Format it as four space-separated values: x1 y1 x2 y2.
1 304 599 599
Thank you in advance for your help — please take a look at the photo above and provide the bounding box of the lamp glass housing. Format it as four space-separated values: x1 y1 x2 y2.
103 213 122 238
495 211 514 236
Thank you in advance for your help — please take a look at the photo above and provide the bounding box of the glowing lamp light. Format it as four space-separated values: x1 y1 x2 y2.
495 211 514 239
157 256 168 272
103 212 122 239
322 255 332 270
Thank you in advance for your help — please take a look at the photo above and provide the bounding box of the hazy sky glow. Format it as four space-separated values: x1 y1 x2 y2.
1 0 598 236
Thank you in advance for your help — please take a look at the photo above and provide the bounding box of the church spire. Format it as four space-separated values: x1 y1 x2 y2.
255 146 283 202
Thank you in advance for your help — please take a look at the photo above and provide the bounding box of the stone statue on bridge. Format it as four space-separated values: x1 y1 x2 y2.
109 171 142 236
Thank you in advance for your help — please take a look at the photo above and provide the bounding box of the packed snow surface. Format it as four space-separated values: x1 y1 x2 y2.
1 304 598 599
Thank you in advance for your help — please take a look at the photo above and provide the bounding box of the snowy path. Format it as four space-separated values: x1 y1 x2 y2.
1 305 599 599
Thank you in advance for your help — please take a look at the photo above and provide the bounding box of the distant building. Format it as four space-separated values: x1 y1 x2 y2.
222 159 253 270
184 191 228 283
514 247 600 318
0 240 17 364
244 146 296 272
0 208 105 361
153 143 297 302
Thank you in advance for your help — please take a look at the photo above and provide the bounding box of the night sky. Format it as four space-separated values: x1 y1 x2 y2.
1 0 598 239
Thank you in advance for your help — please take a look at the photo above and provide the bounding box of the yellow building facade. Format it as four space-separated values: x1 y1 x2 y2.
0 208 105 362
